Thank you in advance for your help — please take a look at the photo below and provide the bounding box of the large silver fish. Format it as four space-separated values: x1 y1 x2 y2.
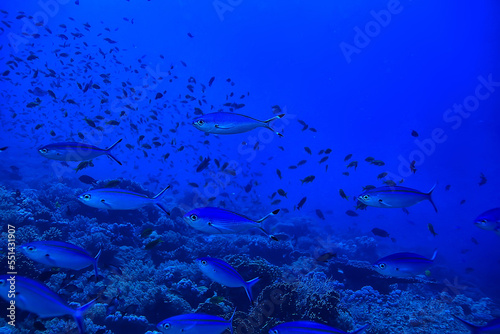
197 257 259 303
192 112 285 136
183 207 279 240
0 275 95 334
474 208 500 236
357 184 437 212
38 139 122 165
20 241 101 278
373 250 437 278
157 309 236 334
78 186 170 214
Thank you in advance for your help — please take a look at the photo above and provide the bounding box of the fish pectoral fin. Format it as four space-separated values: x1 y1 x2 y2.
100 199 112 208
378 199 392 207
207 222 232 234
215 124 232 129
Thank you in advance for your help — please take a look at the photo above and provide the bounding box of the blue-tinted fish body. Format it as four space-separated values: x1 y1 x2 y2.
269 321 368 334
38 139 122 165
183 207 278 239
0 275 95 334
454 315 500 333
193 112 284 137
357 184 437 212
474 208 500 236
197 257 259 303
78 186 170 214
157 309 236 334
373 250 437 277
20 241 101 278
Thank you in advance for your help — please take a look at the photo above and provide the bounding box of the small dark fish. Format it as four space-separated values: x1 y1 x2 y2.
445 185 451 191
371 160 385 166
315 209 325 220
471 237 479 245
346 161 358 170
304 147 312 155
271 199 281 205
141 228 154 238
460 199 466 205
75 161 93 172
402 207 410 215
372 227 390 238
465 267 474 274
428 223 437 237
316 252 336 262
345 210 358 217
479 172 487 186
297 197 307 210
78 175 97 185
208 77 215 87
145 239 163 250
384 180 397 186
155 92 163 99
411 130 419 137
300 175 315 184
188 182 199 188
339 189 348 200
324 148 332 154
244 182 252 193
365 157 375 162
410 160 417 174
297 160 307 166
276 169 282 179
344 154 352 161
319 156 328 164
342 172 349 176
0 147 7 152
377 172 388 179
289 165 297 170
187 32 194 38
277 189 287 198
196 157 210 173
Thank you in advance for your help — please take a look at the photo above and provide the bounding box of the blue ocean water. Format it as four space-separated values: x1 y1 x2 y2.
0 0 499 333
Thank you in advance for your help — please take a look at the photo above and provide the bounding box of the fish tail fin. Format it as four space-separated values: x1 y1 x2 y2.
257 209 280 240
229 307 237 334
106 138 123 151
94 249 102 279
453 315 480 333
106 139 123 165
106 154 122 165
349 324 369 334
426 183 438 213
153 185 171 200
245 277 260 304
153 186 171 215
73 298 96 334
257 209 280 223
263 114 285 137
430 248 438 261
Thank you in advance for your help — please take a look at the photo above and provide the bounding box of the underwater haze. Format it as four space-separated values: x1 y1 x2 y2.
0 0 500 333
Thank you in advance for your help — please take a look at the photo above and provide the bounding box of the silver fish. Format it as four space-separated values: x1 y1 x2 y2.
78 186 170 214
38 139 122 165
192 112 285 137
0 275 95 334
357 184 437 212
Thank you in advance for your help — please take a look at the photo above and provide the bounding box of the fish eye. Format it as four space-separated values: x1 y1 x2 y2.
379 263 386 270
481 219 488 224
196 120 204 126
190 214 198 221
27 246 36 251
0 279 4 286
363 195 370 200
39 148 48 154
270 330 279 334
162 323 171 329
201 260 207 266
83 194 91 200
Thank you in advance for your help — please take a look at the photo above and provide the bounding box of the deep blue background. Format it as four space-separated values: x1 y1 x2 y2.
1 0 500 301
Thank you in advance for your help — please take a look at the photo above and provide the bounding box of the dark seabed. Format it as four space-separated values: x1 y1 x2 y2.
0 1 500 333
